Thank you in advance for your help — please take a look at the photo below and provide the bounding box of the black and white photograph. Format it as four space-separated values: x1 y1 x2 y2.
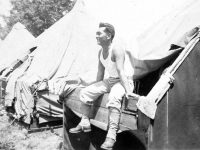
0 0 199 150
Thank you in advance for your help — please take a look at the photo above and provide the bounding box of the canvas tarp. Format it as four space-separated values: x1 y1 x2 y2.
1 46 37 78
5 51 36 107
137 30 200 119
10 0 100 123
130 0 200 78
83 0 199 79
15 0 198 85
0 22 35 74
11 0 200 123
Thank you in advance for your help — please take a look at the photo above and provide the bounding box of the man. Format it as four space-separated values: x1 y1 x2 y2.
69 22 137 150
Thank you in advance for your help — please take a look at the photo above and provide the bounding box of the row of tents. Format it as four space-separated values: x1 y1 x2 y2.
0 0 200 149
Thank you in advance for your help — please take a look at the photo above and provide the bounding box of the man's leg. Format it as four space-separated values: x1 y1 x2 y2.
101 81 134 149
69 80 110 133
69 103 92 133
101 107 121 150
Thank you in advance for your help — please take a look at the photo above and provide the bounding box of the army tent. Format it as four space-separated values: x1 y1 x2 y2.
147 33 200 150
0 22 35 75
9 0 198 126
82 0 198 79
5 50 36 107
14 0 193 82
10 0 100 124
61 0 200 149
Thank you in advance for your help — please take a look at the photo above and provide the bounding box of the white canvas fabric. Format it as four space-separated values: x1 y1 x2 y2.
12 0 200 85
0 22 35 72
83 0 198 79
8 0 200 123
137 32 200 119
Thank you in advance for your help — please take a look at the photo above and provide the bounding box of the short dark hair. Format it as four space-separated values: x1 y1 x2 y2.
99 22 115 41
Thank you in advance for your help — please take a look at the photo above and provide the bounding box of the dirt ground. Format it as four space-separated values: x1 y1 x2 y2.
0 104 63 150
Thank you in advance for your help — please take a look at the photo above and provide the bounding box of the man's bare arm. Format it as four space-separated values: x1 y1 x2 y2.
112 45 132 93
113 45 139 99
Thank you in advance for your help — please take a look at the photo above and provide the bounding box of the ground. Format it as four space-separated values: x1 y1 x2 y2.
0 104 63 150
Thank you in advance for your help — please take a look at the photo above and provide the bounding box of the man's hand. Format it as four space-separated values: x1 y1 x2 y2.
125 92 140 100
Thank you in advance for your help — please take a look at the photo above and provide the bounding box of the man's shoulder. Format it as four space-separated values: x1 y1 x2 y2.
112 44 124 55
112 43 123 50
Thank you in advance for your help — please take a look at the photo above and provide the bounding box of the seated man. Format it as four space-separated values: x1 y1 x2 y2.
69 22 136 150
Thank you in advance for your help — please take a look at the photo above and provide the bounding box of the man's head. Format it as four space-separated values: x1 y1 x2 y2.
96 22 115 45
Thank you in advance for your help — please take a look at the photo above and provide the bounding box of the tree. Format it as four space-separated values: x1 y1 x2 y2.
0 0 76 39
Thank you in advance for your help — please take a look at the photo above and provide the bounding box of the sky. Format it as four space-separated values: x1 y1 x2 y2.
0 0 12 27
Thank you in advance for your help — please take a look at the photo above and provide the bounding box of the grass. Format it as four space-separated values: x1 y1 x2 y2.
0 106 63 150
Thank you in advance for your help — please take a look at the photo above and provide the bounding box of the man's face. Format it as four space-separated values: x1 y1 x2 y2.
96 27 110 45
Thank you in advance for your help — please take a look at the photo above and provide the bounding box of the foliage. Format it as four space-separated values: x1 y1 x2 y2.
0 0 76 39
0 113 63 150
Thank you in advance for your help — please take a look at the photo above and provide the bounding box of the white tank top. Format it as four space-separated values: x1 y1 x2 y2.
100 44 133 78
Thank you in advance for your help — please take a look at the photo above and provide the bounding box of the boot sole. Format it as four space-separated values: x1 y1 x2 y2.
83 129 91 132
69 130 82 134
69 129 91 134
100 145 113 150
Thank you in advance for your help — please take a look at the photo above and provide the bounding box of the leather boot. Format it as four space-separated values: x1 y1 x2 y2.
101 137 115 150
69 103 91 133
69 123 91 133
101 107 120 149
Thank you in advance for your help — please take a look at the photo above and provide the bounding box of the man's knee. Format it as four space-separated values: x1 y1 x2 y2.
80 88 88 102
106 97 122 111
80 88 86 98
79 88 93 105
